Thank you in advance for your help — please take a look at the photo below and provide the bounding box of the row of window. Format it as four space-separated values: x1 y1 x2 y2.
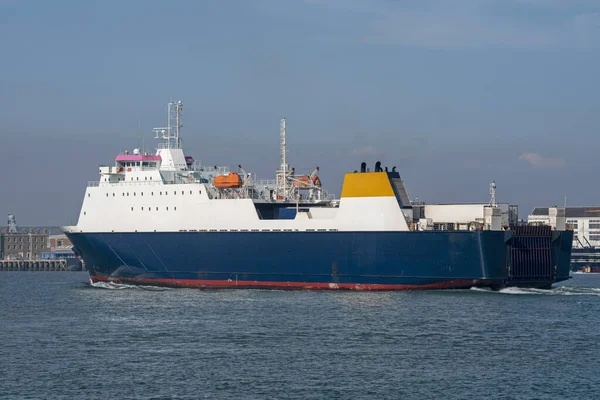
121 161 157 167
589 224 600 229
132 206 177 211
83 206 178 216
590 235 600 241
5 244 41 250
5 237 43 243
92 190 202 198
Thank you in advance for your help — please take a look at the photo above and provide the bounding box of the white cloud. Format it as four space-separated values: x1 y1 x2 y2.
518 152 565 168
305 0 600 50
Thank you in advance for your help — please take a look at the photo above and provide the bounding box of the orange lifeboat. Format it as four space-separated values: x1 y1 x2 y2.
291 175 322 188
214 172 243 189
291 176 312 188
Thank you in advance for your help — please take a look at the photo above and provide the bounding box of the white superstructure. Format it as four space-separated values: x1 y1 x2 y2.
63 101 414 234
62 101 511 236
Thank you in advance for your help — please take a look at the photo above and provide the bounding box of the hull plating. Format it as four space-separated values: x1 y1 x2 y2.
67 230 517 289
66 230 572 290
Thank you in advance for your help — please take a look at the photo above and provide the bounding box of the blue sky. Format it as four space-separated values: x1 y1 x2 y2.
1 0 599 225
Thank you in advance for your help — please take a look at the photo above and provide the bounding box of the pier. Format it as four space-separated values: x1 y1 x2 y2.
0 259 68 272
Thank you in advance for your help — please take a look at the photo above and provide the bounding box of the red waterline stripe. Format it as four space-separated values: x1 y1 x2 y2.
91 276 491 290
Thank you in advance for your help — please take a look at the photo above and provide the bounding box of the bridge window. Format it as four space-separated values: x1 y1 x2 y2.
87 194 90 197
84 212 86 216
113 193 115 197
156 207 158 211
141 207 144 210
166 207 169 211
160 192 162 195
131 207 133 211
134 192 136 196
106 193 108 197
141 192 143 196
145 177 147 180
122 193 125 196
127 193 129 196
190 191 192 195
174 207 177 211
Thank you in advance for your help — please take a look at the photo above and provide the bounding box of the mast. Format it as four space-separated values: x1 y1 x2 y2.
280 118 287 199
153 101 183 149
489 181 496 207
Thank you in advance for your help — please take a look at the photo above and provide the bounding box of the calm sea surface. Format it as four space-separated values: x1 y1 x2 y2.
1 272 599 399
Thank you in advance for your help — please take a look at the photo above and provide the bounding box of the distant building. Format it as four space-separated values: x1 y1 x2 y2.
1 229 49 260
44 233 83 270
528 206 600 271
528 206 600 248
49 234 73 252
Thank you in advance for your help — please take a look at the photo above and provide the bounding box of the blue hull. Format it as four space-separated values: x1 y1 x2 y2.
66 229 573 290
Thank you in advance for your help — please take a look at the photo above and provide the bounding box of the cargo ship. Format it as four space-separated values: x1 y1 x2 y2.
62 101 573 290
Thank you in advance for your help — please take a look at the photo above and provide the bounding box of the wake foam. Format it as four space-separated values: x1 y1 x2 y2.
88 280 169 291
470 286 600 296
